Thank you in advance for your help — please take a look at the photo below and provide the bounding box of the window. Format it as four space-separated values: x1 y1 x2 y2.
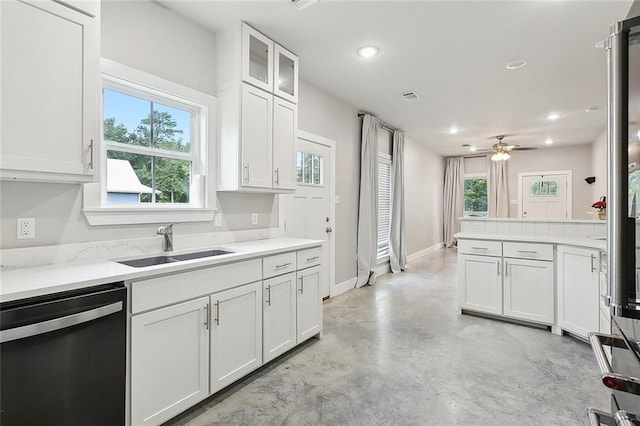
83 59 216 225
464 175 488 217
296 151 323 185
377 154 392 261
530 180 558 196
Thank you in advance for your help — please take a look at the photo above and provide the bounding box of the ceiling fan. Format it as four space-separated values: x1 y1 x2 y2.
470 135 538 161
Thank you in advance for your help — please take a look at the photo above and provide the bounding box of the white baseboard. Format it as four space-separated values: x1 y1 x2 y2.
407 242 445 264
376 262 391 277
331 277 357 297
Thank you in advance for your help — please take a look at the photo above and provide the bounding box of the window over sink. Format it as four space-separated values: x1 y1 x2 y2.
83 59 217 225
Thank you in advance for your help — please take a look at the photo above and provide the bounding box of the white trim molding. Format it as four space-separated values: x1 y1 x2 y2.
332 277 357 297
407 243 445 264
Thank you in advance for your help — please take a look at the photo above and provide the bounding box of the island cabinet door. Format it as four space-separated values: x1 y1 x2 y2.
210 281 263 394
458 254 502 315
557 246 600 339
503 258 555 325
131 297 209 426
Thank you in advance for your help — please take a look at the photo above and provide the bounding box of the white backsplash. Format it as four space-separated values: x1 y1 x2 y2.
0 228 281 269
460 218 607 240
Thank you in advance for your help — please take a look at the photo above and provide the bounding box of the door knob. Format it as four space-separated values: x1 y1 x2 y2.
325 226 333 233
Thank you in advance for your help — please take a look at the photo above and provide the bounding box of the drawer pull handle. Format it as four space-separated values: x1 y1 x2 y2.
471 247 489 250
517 250 538 254
275 262 292 269
306 256 319 262
588 332 640 395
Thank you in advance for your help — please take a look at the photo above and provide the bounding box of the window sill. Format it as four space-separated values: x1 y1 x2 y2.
83 207 215 226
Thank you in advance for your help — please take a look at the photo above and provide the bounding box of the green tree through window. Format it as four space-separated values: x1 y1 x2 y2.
464 177 487 216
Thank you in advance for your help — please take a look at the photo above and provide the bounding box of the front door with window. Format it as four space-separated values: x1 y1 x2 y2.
519 172 571 219
279 132 334 298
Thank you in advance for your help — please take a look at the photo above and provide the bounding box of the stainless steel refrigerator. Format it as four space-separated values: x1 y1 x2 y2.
588 12 640 426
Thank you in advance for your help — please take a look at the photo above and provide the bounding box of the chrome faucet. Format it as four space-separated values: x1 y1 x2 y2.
157 223 177 252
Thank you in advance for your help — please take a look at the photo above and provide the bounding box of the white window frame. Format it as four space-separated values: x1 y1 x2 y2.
83 59 217 225
463 173 488 218
377 153 392 263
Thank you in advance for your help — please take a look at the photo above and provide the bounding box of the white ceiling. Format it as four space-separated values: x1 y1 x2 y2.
158 0 633 156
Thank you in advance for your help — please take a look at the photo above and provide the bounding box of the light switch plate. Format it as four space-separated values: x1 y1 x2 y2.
251 213 258 225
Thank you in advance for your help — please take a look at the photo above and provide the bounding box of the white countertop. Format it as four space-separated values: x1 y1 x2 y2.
0 237 323 303
454 232 607 251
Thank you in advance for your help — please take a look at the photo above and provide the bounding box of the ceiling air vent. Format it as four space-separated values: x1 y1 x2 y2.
401 91 420 102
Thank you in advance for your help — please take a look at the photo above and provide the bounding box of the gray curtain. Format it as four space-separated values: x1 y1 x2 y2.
356 114 379 287
389 130 407 273
487 156 509 217
443 157 464 247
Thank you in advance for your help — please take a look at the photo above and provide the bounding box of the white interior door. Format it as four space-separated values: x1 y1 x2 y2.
519 172 571 219
280 131 334 298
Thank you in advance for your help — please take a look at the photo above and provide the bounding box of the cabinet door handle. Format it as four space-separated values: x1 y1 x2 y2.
497 260 500 276
204 304 209 330
214 300 220 325
274 168 279 185
266 285 271 306
504 261 508 277
88 139 94 170
243 164 249 183
591 254 596 272
299 276 304 294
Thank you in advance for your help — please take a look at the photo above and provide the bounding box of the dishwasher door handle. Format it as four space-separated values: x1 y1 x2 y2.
0 301 123 343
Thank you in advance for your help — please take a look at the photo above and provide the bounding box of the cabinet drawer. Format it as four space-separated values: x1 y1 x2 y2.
297 247 322 270
503 242 553 261
263 252 296 279
458 239 501 257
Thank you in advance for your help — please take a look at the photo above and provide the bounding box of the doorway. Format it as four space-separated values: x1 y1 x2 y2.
279 130 335 298
518 171 572 219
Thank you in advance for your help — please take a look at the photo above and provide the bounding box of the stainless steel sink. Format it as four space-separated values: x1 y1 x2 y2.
118 249 234 268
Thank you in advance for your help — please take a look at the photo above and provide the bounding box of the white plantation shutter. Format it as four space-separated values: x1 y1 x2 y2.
377 156 392 260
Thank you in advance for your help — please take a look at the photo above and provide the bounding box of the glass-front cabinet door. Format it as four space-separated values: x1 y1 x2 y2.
274 44 299 104
241 23 273 92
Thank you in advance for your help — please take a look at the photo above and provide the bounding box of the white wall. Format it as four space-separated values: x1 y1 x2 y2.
405 137 444 254
590 129 608 203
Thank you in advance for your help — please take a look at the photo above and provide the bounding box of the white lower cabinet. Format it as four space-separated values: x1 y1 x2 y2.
210 281 263 394
131 297 209 426
263 272 297 363
503 258 554 324
557 245 600 339
458 241 555 326
296 265 322 342
458 254 502 315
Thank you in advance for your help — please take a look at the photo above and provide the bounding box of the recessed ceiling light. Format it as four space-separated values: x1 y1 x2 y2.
469 146 478 152
449 126 459 134
505 60 527 70
357 46 379 58
586 106 600 113
545 138 554 145
546 112 562 121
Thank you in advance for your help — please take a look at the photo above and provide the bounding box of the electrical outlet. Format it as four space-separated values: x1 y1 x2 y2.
251 213 258 225
214 213 222 227
17 218 35 239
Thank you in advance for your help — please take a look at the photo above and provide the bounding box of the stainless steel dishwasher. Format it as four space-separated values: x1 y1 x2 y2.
0 282 127 426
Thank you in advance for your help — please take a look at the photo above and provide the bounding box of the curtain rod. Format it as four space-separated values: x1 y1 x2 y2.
357 113 397 134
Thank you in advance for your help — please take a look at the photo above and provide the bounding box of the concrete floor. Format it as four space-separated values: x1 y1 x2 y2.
168 248 610 426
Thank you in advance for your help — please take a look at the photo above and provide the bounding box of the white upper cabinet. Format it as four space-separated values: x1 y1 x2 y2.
0 0 99 183
241 24 274 93
217 22 298 193
274 44 299 104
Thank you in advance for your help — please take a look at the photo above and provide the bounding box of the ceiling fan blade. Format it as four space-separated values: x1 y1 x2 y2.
511 147 538 151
